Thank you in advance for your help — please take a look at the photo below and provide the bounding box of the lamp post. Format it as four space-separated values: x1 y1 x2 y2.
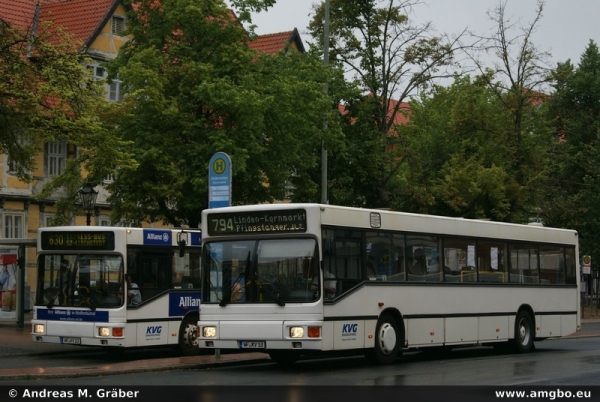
78 182 98 226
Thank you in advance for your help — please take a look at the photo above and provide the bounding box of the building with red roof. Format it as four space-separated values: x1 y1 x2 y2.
249 28 305 55
0 0 307 304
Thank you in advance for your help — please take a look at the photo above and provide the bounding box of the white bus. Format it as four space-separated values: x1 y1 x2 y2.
31 226 202 355
197 204 580 365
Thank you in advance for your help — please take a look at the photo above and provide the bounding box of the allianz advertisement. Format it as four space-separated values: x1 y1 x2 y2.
168 292 200 317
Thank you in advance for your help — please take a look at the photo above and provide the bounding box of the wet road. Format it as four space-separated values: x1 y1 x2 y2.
3 335 600 386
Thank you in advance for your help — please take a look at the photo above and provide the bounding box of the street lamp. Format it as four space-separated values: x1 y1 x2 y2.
78 182 98 226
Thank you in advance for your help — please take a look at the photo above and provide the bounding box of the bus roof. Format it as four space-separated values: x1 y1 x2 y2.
202 203 578 245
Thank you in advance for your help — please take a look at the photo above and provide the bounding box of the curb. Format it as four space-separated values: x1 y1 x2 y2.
0 353 271 380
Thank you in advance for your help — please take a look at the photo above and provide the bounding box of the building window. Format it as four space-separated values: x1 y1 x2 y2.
99 217 110 226
44 215 55 228
87 65 105 79
109 80 124 102
104 172 115 182
6 131 30 175
112 16 125 35
8 156 22 174
45 141 66 177
3 214 24 239
87 64 123 102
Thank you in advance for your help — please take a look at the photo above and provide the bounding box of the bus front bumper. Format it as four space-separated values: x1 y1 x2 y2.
198 320 325 351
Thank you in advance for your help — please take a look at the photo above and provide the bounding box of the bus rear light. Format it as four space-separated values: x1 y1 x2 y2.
112 327 123 337
307 326 321 338
33 324 45 334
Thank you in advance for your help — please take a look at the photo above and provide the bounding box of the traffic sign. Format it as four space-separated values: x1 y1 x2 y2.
208 152 232 209
582 255 591 275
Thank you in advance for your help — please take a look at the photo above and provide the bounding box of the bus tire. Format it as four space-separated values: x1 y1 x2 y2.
513 310 534 353
178 314 200 356
268 351 299 367
366 313 401 365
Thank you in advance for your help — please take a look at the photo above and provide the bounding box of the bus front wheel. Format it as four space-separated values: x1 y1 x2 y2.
365 313 401 365
513 310 534 353
178 314 200 356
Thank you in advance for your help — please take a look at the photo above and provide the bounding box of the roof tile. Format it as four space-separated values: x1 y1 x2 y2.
0 0 38 31
249 31 294 55
41 0 115 45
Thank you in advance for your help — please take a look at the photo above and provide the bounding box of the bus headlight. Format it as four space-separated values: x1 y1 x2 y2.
202 326 216 338
33 324 45 334
98 327 124 337
289 327 304 338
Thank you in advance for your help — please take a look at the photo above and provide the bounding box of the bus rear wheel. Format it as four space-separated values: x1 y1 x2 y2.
178 314 200 356
365 313 401 365
513 310 534 353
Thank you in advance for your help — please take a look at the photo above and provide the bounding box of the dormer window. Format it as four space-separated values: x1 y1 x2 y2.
87 65 105 79
112 16 125 35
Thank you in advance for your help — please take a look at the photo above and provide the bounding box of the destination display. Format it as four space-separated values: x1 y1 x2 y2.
207 209 307 235
41 231 115 250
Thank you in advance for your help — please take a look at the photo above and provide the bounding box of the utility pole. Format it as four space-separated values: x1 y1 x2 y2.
321 0 330 204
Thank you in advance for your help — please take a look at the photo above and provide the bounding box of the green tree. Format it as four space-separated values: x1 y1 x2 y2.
1 17 135 223
107 0 340 227
308 0 468 208
393 74 550 222
460 0 554 222
544 40 600 259
391 0 552 222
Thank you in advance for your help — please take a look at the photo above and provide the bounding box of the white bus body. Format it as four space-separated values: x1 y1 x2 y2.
197 204 580 365
31 227 202 355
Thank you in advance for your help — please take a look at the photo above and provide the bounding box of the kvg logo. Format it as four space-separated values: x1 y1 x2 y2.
342 323 358 334
146 326 162 335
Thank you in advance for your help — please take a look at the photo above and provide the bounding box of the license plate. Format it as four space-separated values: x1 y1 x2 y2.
239 341 265 349
61 337 81 345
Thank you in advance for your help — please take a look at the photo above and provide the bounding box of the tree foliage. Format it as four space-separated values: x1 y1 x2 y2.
107 0 340 227
393 74 551 222
308 0 468 208
1 16 135 224
544 40 600 259
387 0 553 222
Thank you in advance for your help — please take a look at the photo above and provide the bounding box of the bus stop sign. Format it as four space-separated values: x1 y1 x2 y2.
208 152 232 209
583 255 591 275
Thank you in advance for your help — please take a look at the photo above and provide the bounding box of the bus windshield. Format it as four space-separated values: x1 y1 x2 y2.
202 238 319 304
37 254 124 309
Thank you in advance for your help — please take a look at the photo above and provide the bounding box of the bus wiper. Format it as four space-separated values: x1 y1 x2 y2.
80 298 96 311
46 289 61 309
219 271 244 307
260 283 285 306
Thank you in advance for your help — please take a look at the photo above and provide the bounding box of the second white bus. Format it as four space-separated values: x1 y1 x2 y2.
197 204 580 365
31 226 202 355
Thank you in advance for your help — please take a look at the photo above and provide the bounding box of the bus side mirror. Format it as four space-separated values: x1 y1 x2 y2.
178 231 188 258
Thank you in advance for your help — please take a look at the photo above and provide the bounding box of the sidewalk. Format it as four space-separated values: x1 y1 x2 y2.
0 312 270 380
0 313 598 380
